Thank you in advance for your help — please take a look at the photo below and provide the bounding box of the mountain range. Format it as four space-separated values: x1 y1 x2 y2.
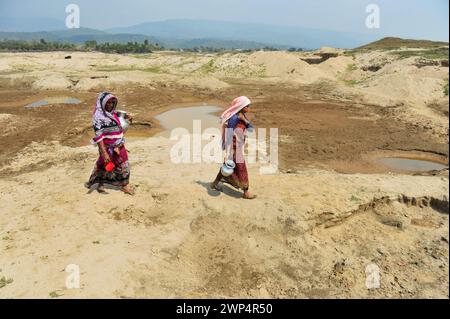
109 19 379 49
0 18 384 50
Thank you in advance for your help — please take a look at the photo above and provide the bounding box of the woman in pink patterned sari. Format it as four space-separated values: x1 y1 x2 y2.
85 92 134 195
211 96 257 200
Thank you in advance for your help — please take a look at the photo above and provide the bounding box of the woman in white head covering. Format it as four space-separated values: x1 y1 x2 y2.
85 92 134 195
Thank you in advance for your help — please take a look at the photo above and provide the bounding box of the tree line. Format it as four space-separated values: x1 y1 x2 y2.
84 40 163 53
0 39 303 53
0 39 77 51
0 39 163 53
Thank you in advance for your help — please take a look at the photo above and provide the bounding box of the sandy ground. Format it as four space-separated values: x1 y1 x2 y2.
0 137 448 298
0 48 448 298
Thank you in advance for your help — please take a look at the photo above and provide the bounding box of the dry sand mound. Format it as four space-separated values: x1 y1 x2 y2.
178 75 230 90
318 55 354 77
1 51 447 116
315 47 345 54
362 58 448 105
249 51 330 82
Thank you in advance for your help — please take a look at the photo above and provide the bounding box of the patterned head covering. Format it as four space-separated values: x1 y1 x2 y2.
91 92 123 144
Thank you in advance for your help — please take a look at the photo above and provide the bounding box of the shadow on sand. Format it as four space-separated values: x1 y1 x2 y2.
196 180 243 199
85 183 123 195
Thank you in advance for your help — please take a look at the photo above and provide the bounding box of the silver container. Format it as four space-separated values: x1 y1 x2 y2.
116 110 130 133
221 160 236 177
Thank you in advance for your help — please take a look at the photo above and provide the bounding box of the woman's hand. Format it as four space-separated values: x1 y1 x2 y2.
125 114 133 123
98 140 111 163
103 153 112 163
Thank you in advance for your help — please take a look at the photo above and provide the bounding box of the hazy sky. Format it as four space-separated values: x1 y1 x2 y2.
0 0 448 40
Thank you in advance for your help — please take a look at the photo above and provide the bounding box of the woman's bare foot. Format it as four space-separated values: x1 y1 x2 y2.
122 185 135 195
97 184 106 193
211 182 222 191
243 191 257 200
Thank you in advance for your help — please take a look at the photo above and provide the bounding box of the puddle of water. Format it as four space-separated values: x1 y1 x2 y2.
25 97 81 108
378 157 448 172
154 106 221 137
64 98 81 104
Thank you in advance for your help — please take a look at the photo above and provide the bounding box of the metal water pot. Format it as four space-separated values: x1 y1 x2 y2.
221 160 236 177
116 110 130 133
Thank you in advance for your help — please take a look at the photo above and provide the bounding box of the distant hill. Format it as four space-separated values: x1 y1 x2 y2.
356 37 449 50
0 18 388 50
108 19 377 49
160 38 284 50
4 21 447 52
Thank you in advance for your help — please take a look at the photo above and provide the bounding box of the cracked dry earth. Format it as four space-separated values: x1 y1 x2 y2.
0 137 448 298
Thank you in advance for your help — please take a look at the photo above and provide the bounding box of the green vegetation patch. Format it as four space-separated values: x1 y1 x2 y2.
198 59 218 74
350 195 361 203
389 47 449 60
356 37 448 51
0 276 13 288
346 64 358 72
95 65 163 73
49 291 63 298
343 79 360 87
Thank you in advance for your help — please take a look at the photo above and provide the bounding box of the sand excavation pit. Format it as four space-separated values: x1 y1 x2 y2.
0 84 448 176
153 104 449 175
